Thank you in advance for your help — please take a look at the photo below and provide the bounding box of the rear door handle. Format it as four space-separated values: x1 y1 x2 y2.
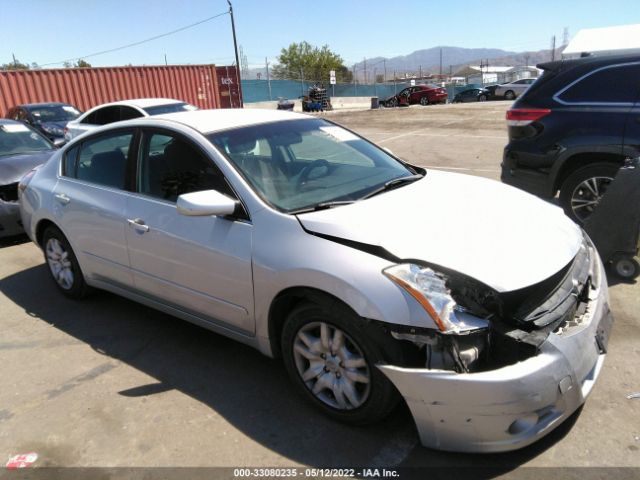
54 193 70 205
127 218 149 233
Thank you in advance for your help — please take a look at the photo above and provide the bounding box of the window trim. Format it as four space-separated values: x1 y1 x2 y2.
553 61 640 106
133 126 251 222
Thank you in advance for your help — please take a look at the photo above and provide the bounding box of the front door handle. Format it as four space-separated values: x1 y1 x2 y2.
54 193 70 205
127 218 149 233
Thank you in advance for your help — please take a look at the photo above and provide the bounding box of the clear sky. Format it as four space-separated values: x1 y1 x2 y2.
0 0 637 69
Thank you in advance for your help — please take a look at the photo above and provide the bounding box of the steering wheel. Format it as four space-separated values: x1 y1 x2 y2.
296 159 330 190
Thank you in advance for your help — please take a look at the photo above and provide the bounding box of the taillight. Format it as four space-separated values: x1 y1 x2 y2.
506 108 551 127
18 168 38 193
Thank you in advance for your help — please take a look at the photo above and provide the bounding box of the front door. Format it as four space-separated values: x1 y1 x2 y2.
124 129 254 334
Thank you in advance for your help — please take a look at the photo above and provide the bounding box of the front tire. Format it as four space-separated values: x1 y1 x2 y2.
42 225 90 299
559 163 619 224
504 90 516 100
478 94 487 102
281 301 400 425
420 97 429 106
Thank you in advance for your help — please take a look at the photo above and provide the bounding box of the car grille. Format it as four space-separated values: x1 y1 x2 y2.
0 183 19 203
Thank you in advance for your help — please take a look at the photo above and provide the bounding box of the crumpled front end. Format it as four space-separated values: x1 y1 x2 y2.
0 183 23 238
379 239 612 452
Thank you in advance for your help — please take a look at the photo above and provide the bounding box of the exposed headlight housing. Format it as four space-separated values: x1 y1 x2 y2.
383 263 489 334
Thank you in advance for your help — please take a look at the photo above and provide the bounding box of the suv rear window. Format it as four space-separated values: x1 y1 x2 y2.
558 64 640 104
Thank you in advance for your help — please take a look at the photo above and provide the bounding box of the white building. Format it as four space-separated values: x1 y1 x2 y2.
563 24 640 58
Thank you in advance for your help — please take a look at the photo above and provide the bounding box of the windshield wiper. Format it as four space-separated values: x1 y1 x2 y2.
361 174 424 199
290 200 355 214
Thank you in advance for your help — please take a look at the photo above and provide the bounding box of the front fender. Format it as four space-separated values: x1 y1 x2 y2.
250 210 436 353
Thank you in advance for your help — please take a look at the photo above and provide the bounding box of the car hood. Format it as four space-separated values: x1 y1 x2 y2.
0 151 54 184
297 170 582 292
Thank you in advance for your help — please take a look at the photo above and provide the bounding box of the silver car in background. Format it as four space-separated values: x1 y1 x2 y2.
494 78 537 100
19 109 612 452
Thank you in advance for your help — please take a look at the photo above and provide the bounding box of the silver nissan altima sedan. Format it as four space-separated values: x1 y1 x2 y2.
19 109 612 452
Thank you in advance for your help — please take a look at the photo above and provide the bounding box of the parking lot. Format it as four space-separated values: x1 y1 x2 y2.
0 101 638 474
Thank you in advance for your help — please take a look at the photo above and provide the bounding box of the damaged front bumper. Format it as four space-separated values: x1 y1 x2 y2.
379 258 612 453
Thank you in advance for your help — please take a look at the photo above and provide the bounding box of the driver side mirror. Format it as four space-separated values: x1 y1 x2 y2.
176 189 238 217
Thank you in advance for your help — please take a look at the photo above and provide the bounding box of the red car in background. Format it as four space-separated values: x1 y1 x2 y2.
381 84 448 107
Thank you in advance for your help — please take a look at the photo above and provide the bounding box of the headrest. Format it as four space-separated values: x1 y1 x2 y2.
226 136 257 155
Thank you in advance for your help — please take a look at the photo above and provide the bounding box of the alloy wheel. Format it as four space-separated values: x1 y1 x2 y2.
293 321 371 410
45 238 74 290
570 176 613 223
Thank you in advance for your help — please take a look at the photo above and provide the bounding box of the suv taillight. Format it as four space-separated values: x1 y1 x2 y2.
506 108 551 127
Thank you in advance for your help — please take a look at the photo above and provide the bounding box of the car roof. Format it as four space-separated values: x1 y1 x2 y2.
96 98 185 109
0 118 23 125
18 102 70 109
151 108 311 134
538 52 640 71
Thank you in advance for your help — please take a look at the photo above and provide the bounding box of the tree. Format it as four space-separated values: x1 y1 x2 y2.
63 59 92 68
1 58 30 70
272 42 350 83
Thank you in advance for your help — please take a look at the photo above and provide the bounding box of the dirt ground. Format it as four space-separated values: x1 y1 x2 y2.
0 102 638 477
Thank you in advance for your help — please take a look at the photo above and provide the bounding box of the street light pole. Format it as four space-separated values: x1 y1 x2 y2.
227 0 243 107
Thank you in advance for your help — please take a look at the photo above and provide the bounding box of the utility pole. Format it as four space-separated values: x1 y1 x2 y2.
439 48 443 76
265 57 272 100
524 53 530 67
363 57 367 84
373 67 377 96
227 0 243 106
551 35 556 61
419 65 422 79
12 53 17 68
383 59 387 83
300 67 305 96
164 54 168 66
353 65 357 95
393 70 397 94
562 27 569 46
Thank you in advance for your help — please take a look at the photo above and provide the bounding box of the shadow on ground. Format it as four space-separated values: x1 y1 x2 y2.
0 264 581 473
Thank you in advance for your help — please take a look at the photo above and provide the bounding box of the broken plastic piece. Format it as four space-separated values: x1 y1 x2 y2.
6 452 38 469
627 393 640 400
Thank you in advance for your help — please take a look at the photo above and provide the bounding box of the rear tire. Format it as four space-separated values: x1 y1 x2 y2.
42 225 90 299
420 97 429 106
559 163 619 224
281 300 401 425
478 94 487 102
504 90 516 100
611 255 640 280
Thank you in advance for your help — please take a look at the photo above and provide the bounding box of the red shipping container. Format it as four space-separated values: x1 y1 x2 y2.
0 64 241 117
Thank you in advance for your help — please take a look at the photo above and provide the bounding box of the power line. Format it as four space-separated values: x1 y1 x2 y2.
39 10 229 67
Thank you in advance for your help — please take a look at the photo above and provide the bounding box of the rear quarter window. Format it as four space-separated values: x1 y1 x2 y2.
557 64 640 104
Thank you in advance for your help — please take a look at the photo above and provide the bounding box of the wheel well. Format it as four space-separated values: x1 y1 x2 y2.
554 152 625 193
268 287 357 359
35 219 56 247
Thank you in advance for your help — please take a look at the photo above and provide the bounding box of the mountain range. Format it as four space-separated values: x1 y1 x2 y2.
246 45 563 81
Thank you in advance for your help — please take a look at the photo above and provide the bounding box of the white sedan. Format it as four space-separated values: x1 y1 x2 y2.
64 98 196 141
19 109 611 452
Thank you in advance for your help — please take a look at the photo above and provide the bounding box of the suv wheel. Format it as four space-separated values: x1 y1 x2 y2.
504 90 516 100
559 163 620 224
281 301 400 425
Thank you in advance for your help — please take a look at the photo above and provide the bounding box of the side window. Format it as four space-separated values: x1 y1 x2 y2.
138 131 233 202
558 65 640 104
75 131 133 189
81 110 98 125
119 106 142 121
95 106 122 125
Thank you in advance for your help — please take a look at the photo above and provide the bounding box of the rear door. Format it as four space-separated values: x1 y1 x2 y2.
124 128 255 334
53 128 136 287
554 63 640 159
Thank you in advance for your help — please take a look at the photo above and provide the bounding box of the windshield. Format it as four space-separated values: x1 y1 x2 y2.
0 124 53 157
143 103 198 116
29 105 80 122
207 118 420 213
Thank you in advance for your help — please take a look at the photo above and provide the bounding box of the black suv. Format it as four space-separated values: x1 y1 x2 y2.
501 54 640 223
